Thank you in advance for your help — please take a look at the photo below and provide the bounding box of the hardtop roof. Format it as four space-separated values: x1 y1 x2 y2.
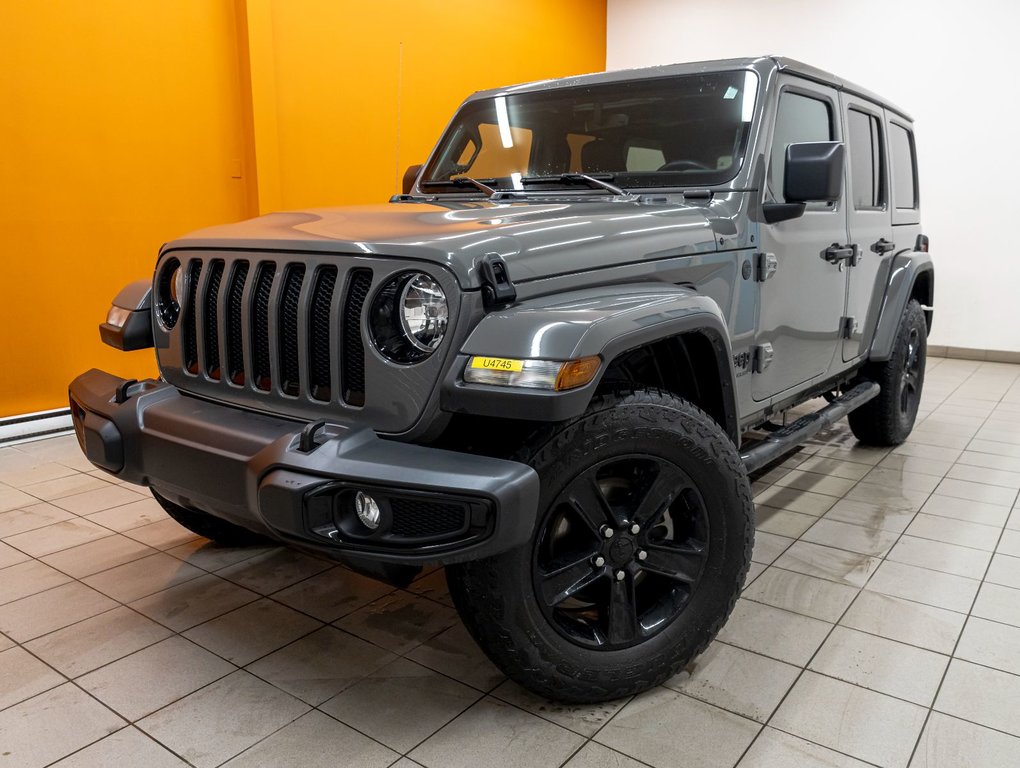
467 55 912 122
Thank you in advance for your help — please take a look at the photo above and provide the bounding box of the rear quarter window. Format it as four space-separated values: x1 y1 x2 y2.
889 122 918 210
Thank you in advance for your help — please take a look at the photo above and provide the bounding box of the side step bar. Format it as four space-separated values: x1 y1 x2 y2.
740 381 880 473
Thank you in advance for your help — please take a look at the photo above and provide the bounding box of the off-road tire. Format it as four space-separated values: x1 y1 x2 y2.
151 490 270 547
848 299 927 446
446 389 754 703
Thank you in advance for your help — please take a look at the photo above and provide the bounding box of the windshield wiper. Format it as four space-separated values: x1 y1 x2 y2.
420 176 497 197
452 176 497 196
522 173 630 197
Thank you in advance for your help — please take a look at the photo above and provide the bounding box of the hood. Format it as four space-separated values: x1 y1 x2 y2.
166 198 725 288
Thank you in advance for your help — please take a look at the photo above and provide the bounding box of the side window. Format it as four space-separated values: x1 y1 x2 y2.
847 108 885 209
769 91 833 202
889 123 918 209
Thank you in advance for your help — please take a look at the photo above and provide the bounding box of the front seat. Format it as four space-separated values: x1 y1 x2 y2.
581 139 624 174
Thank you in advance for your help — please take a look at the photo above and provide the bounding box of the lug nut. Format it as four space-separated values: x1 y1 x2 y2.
630 523 641 534
637 550 648 561
601 526 614 539
615 570 626 581
593 556 605 567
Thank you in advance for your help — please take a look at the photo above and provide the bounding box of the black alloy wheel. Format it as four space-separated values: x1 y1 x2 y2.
848 299 927 446
446 389 753 703
533 456 709 650
900 325 922 415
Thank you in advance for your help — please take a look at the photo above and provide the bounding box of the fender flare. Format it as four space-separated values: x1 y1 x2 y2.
440 283 739 441
868 251 934 362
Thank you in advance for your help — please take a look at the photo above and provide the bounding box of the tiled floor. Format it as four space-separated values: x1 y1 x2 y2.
1 356 1019 767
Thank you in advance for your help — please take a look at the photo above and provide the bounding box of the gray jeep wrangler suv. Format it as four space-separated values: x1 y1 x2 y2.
70 56 933 703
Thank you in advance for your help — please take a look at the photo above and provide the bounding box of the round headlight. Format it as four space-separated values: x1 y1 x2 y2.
399 273 448 352
170 266 184 306
370 272 448 363
155 258 182 330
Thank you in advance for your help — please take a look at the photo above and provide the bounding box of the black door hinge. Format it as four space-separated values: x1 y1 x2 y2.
752 342 774 373
478 253 516 310
756 252 777 282
840 316 858 340
870 238 896 255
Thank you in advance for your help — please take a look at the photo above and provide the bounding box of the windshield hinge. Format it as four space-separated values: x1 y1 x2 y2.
478 253 516 310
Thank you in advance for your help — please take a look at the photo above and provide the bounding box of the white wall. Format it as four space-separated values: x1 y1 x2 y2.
607 0 1020 353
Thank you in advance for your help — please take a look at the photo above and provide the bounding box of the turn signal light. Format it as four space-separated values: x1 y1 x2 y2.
554 356 601 391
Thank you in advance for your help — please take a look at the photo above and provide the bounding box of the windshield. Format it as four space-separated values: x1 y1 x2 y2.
422 70 759 192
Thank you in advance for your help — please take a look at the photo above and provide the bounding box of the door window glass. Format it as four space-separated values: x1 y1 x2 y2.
769 91 833 202
889 123 918 209
848 108 886 209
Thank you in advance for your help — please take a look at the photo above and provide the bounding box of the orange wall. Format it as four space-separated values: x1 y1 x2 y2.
0 0 606 418
0 1 250 417
264 0 608 210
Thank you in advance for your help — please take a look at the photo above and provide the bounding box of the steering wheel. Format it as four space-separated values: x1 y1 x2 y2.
657 159 713 172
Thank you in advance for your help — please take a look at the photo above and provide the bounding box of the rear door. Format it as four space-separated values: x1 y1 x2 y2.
840 93 893 362
753 78 847 401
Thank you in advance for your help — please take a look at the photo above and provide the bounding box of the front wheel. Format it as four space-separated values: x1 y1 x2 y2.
447 390 754 703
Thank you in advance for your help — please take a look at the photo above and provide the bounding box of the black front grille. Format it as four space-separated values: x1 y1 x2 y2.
308 266 337 401
251 263 276 391
182 261 202 374
342 270 372 406
204 260 224 379
225 261 249 385
389 498 468 539
279 265 305 396
176 256 373 405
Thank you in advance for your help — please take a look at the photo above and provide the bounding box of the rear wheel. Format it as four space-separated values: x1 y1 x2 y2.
446 390 753 703
849 299 927 446
151 490 270 547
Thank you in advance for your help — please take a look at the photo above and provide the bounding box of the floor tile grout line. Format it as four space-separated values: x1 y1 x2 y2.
905 504 1019 765
732 358 990 767
7 369 1020 762
39 723 200 768
902 363 1020 767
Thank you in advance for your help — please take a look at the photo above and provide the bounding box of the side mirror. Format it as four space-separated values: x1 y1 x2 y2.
763 141 844 224
784 141 844 202
402 164 423 195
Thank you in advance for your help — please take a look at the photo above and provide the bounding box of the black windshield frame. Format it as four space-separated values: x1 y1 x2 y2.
422 70 760 193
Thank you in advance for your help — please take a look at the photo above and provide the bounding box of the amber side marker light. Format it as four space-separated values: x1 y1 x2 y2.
464 355 601 391
555 356 602 391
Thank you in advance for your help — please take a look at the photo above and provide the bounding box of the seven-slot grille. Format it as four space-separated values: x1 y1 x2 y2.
176 257 372 405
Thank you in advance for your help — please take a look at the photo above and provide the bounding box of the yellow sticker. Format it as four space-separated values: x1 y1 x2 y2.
471 356 523 372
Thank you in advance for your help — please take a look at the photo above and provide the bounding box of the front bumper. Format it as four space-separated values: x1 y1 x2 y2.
69 369 540 568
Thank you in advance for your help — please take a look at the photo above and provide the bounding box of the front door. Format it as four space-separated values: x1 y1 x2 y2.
753 78 847 401
840 93 894 361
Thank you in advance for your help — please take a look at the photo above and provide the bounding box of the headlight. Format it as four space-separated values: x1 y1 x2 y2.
155 258 182 330
400 273 448 352
370 272 448 363
464 355 601 390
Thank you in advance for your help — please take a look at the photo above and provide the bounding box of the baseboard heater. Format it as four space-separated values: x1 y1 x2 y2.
0 408 74 445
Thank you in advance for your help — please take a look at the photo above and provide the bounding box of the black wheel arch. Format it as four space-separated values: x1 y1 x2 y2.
596 329 738 444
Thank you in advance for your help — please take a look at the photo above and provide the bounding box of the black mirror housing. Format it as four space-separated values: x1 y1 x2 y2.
402 164 423 195
784 142 844 203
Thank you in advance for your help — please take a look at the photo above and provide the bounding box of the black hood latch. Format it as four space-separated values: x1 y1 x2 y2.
478 253 517 310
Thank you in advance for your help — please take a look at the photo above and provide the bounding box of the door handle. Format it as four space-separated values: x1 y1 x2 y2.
870 238 896 254
822 243 859 268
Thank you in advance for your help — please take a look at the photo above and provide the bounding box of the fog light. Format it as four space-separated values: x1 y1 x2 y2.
355 491 381 530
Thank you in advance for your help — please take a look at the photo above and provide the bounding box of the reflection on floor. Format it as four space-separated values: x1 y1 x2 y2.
1 356 1019 767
